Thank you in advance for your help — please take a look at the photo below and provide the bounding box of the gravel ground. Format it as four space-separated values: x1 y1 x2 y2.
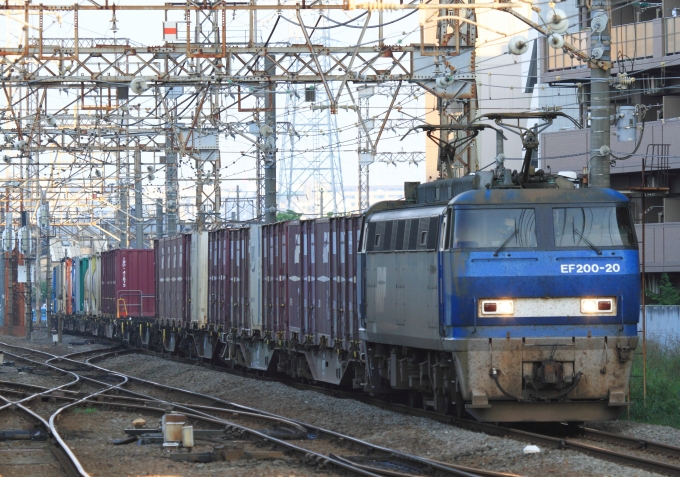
0 363 74 389
0 408 68 477
0 328 111 357
95 353 666 477
587 420 680 448
0 329 111 389
55 406 329 477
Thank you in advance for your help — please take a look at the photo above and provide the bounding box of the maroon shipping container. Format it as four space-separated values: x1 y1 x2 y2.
332 216 362 345
155 235 190 323
101 249 155 319
286 221 302 337
207 229 226 327
279 216 361 347
227 227 250 332
262 222 288 336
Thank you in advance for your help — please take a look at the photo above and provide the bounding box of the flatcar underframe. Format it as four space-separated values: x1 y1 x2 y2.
58 314 635 422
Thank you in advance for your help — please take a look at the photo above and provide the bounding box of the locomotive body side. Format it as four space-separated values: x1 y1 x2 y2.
359 188 640 422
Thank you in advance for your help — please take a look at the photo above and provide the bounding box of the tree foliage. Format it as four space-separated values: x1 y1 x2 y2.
276 209 303 222
646 273 680 305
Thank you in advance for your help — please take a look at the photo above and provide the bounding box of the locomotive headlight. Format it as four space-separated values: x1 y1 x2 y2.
480 299 514 315
581 298 614 314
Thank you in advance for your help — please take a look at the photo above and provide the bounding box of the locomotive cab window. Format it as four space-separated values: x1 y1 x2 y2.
451 208 537 249
553 206 636 248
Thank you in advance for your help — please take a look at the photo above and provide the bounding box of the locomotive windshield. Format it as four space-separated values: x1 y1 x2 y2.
553 206 636 248
451 208 537 249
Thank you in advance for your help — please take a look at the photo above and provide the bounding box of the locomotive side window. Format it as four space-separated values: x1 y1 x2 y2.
366 222 377 252
383 221 393 251
451 208 537 249
427 216 439 249
395 219 406 251
553 206 636 248
408 219 420 250
366 217 440 253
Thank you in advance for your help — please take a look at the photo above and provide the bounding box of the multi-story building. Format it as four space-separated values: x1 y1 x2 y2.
538 0 680 292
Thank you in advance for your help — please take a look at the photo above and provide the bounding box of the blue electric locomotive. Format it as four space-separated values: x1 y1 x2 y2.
359 176 639 422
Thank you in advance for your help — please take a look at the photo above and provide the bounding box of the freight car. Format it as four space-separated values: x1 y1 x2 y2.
56 179 639 422
54 115 639 422
58 249 155 337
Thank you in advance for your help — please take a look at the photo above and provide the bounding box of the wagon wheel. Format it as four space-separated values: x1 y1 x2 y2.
408 391 422 409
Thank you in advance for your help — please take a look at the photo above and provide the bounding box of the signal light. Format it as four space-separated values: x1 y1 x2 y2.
581 298 615 314
480 300 514 316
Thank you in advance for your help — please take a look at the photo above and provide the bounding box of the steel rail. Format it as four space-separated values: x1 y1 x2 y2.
577 426 680 460
0 394 81 477
0 349 90 476
80 349 496 477
86 344 680 477
62 345 486 477
0 344 432 477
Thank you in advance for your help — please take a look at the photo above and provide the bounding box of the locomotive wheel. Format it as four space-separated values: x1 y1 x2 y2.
454 389 465 418
436 393 451 415
407 391 422 409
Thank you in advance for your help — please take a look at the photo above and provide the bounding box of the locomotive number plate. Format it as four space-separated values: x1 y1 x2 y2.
560 263 621 274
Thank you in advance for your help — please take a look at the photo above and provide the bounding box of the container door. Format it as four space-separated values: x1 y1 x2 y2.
316 220 332 340
248 226 262 332
287 222 302 337
277 223 288 337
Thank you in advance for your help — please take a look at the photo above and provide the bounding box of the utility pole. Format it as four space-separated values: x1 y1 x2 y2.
319 188 324 217
264 55 277 224
236 185 240 222
357 86 374 211
134 149 143 248
165 129 178 236
44 203 51 337
21 211 31 340
116 149 128 248
0 206 4 328
588 2 611 188
156 199 163 238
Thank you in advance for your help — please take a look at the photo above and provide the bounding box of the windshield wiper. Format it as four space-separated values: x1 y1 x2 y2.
494 228 518 256
573 227 602 255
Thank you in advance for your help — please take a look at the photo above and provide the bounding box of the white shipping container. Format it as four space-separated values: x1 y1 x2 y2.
248 225 262 332
190 232 209 326
89 254 102 316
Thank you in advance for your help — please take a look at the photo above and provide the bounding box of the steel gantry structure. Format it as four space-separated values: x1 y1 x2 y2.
0 0 490 249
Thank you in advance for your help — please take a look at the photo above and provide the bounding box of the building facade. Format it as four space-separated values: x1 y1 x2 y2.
539 0 680 292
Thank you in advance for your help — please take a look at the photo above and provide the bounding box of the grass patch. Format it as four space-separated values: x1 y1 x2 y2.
626 338 680 428
74 407 98 414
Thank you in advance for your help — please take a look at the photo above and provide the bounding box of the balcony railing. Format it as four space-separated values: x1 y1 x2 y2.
546 20 654 72
546 31 588 72
666 17 680 55
612 21 654 60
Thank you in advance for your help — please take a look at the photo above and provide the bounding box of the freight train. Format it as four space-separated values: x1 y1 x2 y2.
52 171 640 423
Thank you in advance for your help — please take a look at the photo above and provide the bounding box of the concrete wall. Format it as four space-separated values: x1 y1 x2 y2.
641 305 680 348
541 118 680 175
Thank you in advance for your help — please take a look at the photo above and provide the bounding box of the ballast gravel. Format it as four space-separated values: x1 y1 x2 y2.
96 352 666 477
0 328 110 356
587 419 680 448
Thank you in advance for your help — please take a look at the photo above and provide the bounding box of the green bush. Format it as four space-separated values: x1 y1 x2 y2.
646 273 680 305
627 338 680 428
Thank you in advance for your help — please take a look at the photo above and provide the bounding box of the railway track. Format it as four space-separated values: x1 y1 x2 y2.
82 343 680 477
0 346 99 477
0 341 512 477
